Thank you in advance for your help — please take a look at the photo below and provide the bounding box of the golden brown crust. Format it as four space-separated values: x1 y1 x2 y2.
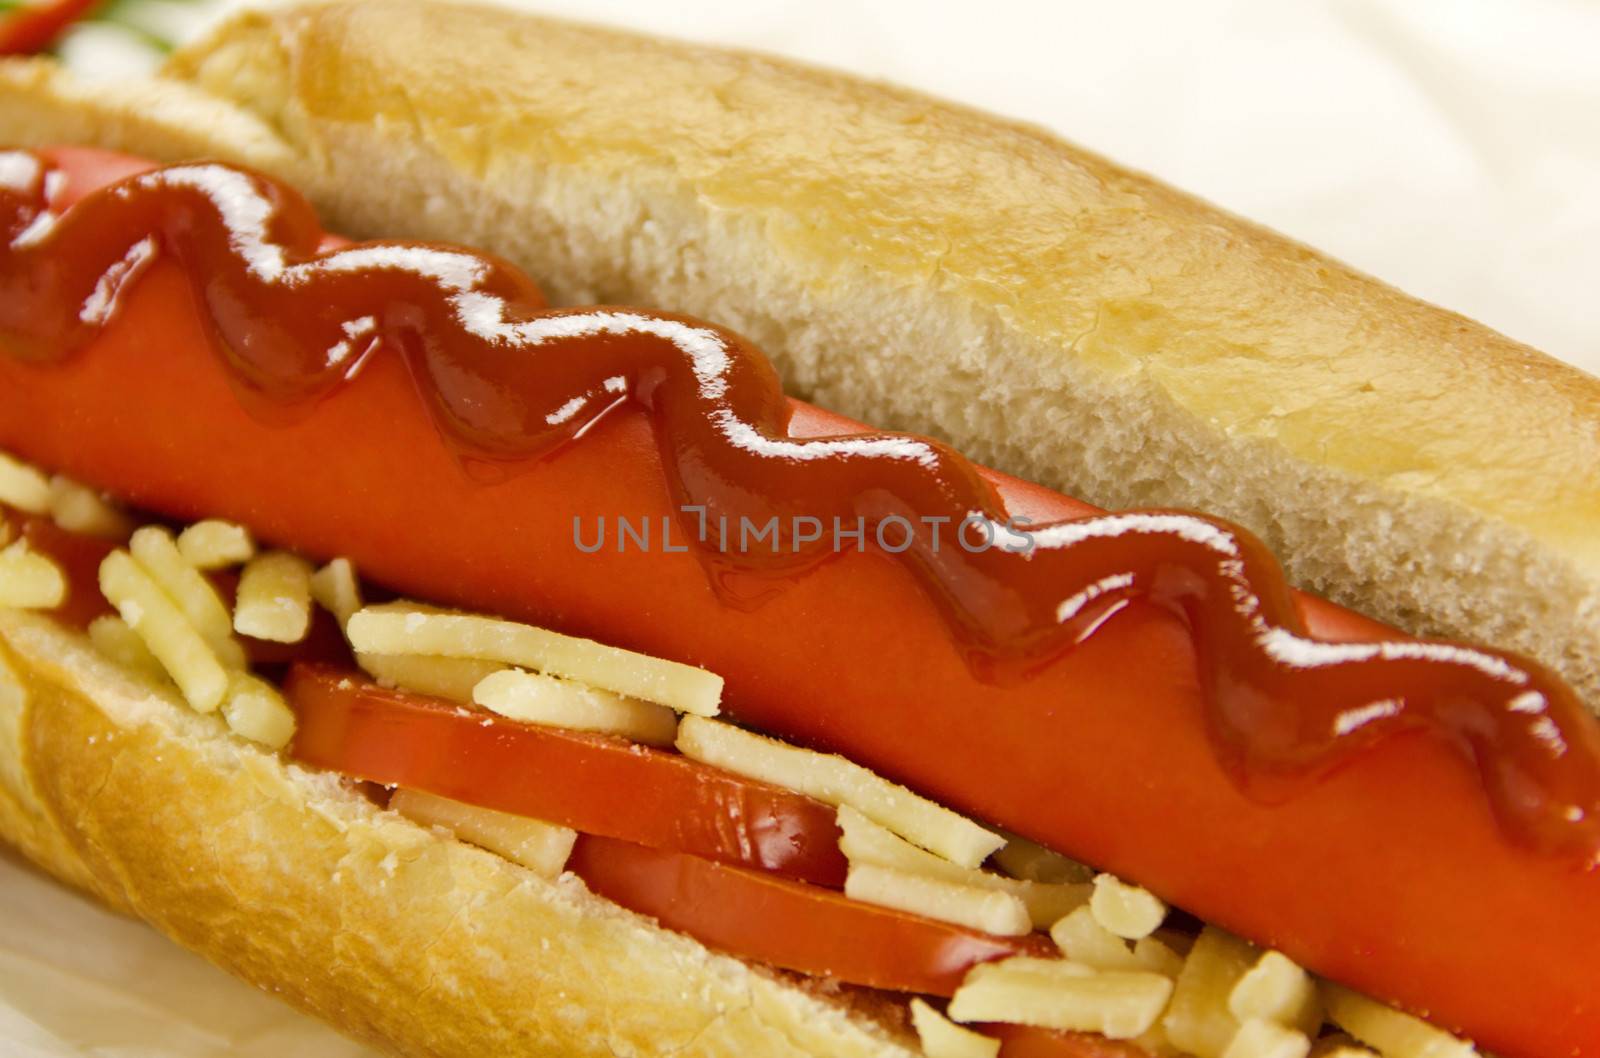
0 638 122 908
161 0 1600 707
0 611 916 1058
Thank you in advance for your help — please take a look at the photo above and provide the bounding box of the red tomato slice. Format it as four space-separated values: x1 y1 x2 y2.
0 0 99 55
568 833 1052 996
284 664 848 886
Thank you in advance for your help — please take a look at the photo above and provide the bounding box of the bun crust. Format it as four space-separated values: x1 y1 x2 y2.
157 0 1600 709
0 610 916 1058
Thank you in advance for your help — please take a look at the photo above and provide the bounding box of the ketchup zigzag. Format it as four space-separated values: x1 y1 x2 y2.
2 150 1596 858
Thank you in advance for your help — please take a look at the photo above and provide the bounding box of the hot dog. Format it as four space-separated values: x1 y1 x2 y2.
0 5 1597 1058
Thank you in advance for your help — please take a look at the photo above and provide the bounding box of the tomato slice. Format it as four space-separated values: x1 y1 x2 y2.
568 833 1051 995
283 664 847 886
0 0 99 55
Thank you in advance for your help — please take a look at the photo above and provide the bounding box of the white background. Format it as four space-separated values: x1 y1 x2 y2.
6 1 1598 1054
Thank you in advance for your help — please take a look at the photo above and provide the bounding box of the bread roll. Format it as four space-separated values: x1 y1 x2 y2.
0 2 1593 1054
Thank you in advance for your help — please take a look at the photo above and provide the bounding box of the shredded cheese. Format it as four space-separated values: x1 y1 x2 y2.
948 957 1173 1039
1322 984 1477 1058
309 556 362 626
474 668 678 746
360 653 505 703
347 603 722 716
176 519 256 569
48 475 133 538
308 562 501 703
128 526 246 668
391 788 577 878
99 549 229 712
1231 951 1322 1035
1090 873 1167 939
1051 906 1182 975
0 540 66 609
221 671 297 749
1164 927 1262 1058
909 998 1000 1058
677 716 1004 868
0 452 50 513
844 862 1030 936
837 805 1087 928
234 551 314 643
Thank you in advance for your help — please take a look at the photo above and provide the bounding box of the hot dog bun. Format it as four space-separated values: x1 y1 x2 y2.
0 3 1594 1056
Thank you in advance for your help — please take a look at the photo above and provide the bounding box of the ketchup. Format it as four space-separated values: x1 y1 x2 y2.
2 149 1597 859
